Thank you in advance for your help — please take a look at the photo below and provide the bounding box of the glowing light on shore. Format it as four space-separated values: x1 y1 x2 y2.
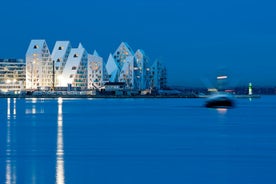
217 76 228 80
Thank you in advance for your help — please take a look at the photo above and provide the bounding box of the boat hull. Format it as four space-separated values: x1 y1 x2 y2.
205 94 235 108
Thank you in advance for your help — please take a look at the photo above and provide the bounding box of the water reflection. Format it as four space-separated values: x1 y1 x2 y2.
13 98 16 119
25 98 45 114
5 160 16 184
216 108 228 115
6 98 17 184
56 97 65 184
7 98 10 119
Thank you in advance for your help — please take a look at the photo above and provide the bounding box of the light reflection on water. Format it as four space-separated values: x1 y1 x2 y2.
5 98 16 184
7 98 10 119
216 108 228 115
25 98 45 114
1 97 276 184
4 97 65 184
13 98 16 119
56 97 65 184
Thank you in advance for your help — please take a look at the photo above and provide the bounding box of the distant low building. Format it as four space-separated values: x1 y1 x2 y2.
104 82 126 91
102 82 126 95
0 59 25 92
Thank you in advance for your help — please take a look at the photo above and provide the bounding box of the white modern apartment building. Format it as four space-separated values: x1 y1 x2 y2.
59 43 88 89
134 49 150 90
26 40 53 90
150 60 167 89
51 41 72 87
118 55 139 89
112 42 152 90
87 50 108 90
113 42 134 69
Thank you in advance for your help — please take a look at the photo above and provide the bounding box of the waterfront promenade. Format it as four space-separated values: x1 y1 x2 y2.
0 92 198 99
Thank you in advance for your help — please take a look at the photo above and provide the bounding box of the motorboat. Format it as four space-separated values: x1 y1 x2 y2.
205 92 235 108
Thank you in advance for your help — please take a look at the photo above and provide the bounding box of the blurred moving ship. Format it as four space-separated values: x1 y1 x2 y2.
205 92 235 108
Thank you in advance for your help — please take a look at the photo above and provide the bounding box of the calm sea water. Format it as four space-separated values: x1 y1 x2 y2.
1 97 276 184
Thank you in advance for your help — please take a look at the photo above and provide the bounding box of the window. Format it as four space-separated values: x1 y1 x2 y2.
33 45 39 49
58 46 64 50
70 74 74 78
72 66 77 70
74 54 78 58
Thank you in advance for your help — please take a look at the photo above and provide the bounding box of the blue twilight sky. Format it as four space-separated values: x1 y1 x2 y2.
0 0 276 87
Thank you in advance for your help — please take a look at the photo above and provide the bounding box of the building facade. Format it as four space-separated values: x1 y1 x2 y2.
26 40 53 90
118 56 138 89
106 53 119 82
59 43 88 89
87 50 108 90
24 39 167 92
51 41 72 87
150 60 167 90
113 42 134 69
134 49 150 90
0 59 25 92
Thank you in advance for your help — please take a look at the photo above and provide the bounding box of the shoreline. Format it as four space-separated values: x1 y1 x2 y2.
0 94 199 99
0 94 263 99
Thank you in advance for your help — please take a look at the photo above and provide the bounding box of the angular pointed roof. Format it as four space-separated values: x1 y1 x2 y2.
26 39 49 56
93 50 99 57
114 42 134 56
88 52 102 63
106 54 118 73
135 49 146 56
78 43 84 49
106 54 119 82
51 41 71 59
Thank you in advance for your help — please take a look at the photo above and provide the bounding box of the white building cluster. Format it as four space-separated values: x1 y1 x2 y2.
25 40 167 93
